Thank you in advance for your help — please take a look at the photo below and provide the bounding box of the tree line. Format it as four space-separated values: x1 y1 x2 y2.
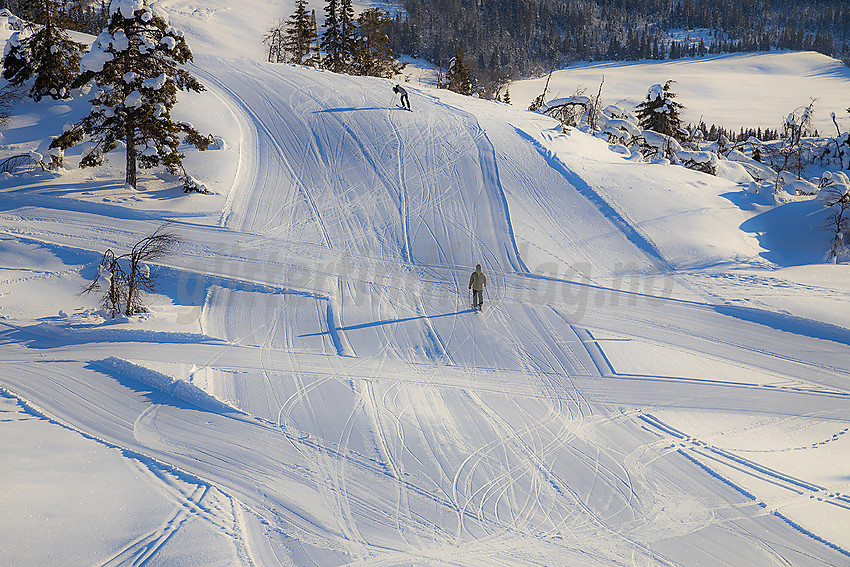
263 0 404 79
386 0 850 95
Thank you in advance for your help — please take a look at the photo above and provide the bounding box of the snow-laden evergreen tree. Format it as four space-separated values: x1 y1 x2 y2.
284 0 318 65
635 80 685 141
353 8 404 78
50 0 209 189
321 0 355 72
2 1 85 101
446 46 472 95
320 0 341 71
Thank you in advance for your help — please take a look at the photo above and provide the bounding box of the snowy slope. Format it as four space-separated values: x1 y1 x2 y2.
510 51 850 134
1 3 850 566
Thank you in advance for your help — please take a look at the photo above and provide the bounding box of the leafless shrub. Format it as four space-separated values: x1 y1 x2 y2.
83 224 182 316
0 82 22 129
0 153 44 175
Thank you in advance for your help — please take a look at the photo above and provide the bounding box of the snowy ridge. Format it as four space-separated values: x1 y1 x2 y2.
96 356 244 414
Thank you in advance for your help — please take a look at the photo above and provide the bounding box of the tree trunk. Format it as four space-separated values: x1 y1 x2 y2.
125 123 137 189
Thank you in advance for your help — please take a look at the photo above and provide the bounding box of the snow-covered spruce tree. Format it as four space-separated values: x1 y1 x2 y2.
339 0 355 68
635 80 685 141
284 0 318 65
2 1 85 101
353 8 404 78
50 0 209 190
446 46 472 95
321 0 354 72
320 0 341 71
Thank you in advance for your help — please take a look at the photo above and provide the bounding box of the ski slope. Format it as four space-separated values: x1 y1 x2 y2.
1 4 850 566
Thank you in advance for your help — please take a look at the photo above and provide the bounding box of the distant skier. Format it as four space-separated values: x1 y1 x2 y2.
393 84 411 111
469 264 487 311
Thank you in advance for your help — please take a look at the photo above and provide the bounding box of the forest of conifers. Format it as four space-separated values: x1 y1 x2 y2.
0 0 848 96
387 0 850 91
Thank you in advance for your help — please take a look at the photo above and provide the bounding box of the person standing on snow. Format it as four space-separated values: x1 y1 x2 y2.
393 84 411 110
469 264 487 311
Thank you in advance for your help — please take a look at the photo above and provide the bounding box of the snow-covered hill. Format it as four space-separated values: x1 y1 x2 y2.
1 1 850 565
510 51 850 134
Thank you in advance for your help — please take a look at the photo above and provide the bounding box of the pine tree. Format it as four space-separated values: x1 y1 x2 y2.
503 86 511 105
50 0 209 189
635 80 685 140
338 0 355 70
2 0 85 101
320 0 341 71
284 0 317 65
353 8 404 78
446 46 472 95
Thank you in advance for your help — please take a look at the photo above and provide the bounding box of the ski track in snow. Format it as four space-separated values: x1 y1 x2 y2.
2 55 850 565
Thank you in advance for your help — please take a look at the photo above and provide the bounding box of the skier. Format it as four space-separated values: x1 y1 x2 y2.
468 264 487 311
393 84 411 111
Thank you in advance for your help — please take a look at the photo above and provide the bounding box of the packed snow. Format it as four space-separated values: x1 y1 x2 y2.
1 1 849 565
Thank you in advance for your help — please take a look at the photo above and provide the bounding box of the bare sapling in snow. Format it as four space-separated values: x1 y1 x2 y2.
544 89 591 130
527 69 553 112
83 224 181 317
759 102 816 195
832 109 849 170
819 172 850 263
0 82 22 128
0 151 48 174
49 0 211 189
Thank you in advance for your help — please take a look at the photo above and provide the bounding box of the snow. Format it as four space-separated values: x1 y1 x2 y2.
123 90 143 108
510 51 850 134
1 3 850 566
111 0 145 19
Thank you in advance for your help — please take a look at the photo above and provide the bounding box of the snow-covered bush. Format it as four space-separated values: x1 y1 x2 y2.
544 95 593 130
181 174 209 194
639 129 682 161
673 150 717 175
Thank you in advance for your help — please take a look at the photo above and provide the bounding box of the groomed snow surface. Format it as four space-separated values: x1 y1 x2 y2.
1 2 850 565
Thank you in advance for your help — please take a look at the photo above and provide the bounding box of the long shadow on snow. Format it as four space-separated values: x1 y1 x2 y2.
727 191 830 266
313 107 388 114
300 309 472 337
511 126 669 269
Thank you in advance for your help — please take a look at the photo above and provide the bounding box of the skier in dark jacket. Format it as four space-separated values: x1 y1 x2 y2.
469 264 486 311
393 84 411 110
